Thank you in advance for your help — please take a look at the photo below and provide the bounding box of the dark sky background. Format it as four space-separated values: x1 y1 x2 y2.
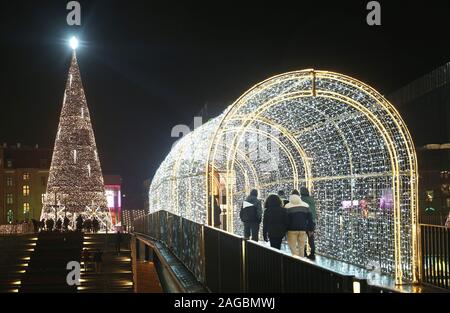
1 0 449 199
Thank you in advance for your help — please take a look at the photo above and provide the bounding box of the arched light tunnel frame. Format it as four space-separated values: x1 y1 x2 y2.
150 69 419 285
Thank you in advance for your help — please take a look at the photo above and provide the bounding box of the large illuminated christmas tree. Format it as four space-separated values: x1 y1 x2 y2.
42 38 112 230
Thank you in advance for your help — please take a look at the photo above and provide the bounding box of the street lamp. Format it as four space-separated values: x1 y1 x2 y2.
69 36 78 50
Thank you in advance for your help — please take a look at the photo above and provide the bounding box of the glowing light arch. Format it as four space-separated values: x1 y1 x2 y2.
149 70 418 284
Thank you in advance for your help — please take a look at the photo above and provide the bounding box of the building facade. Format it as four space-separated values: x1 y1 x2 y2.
0 143 123 226
104 175 122 226
0 143 52 224
389 62 450 220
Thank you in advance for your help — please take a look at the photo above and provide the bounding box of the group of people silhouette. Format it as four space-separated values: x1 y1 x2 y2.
240 187 316 259
31 215 101 233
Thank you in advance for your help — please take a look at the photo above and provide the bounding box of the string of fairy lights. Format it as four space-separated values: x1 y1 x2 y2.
41 51 112 230
148 70 418 284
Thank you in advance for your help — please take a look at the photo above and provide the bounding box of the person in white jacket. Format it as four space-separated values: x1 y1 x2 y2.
285 192 313 257
240 189 262 240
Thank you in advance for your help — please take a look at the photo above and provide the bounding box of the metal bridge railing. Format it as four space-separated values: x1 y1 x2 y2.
420 224 449 289
134 210 392 293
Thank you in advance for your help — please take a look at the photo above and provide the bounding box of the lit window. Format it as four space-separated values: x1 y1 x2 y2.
6 194 13 205
73 150 77 163
23 185 30 196
7 210 13 224
23 203 30 214
6 176 13 186
6 160 12 168
23 172 30 180
41 194 46 204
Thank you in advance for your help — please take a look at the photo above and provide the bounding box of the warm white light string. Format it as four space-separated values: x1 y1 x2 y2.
42 52 112 231
149 70 418 284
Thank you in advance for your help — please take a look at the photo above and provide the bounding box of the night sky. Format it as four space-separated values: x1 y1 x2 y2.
1 0 449 199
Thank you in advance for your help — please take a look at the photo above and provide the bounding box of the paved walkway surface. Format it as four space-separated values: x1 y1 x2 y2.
135 261 163 293
78 233 133 293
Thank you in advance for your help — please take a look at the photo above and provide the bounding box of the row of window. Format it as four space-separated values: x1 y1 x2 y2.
6 185 30 199
4 175 47 187
5 204 31 223
6 193 46 204
4 159 49 169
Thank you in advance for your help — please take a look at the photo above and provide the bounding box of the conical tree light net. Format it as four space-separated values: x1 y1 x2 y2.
42 52 112 231
148 70 419 284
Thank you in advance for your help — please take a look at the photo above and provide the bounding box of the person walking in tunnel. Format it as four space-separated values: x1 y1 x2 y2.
213 195 222 228
240 189 262 241
285 190 313 257
277 190 289 207
300 187 317 259
262 194 288 249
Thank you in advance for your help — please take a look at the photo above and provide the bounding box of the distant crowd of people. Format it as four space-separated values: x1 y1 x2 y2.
31 215 102 233
239 187 316 259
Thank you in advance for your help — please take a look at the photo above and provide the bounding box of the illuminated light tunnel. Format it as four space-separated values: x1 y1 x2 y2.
148 69 419 284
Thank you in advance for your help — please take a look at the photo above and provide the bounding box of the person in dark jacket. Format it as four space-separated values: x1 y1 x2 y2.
213 196 222 228
277 190 289 207
115 231 123 255
40 219 45 232
285 193 313 257
93 249 103 273
56 218 62 232
84 218 92 233
262 195 288 249
76 215 83 232
31 219 39 233
300 187 317 259
92 217 100 233
63 216 70 232
46 218 54 232
240 189 262 241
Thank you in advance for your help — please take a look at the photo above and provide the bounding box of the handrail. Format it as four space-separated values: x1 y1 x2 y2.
134 210 401 293
133 232 204 292
419 223 449 290
419 223 448 229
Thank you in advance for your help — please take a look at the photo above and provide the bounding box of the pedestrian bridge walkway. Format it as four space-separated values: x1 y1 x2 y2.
258 241 430 293
133 210 448 293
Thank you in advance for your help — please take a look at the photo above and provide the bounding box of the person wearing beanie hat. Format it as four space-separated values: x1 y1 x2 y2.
277 190 289 207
